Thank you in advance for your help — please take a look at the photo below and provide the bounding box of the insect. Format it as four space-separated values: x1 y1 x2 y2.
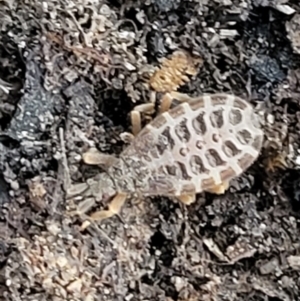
67 92 264 226
129 50 203 136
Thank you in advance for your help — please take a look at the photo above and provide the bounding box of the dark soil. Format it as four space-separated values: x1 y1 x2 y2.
1 1 300 300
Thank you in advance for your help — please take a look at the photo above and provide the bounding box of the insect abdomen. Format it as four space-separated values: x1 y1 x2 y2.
120 94 264 197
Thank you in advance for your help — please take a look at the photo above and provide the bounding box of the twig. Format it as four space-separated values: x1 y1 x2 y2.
59 127 71 192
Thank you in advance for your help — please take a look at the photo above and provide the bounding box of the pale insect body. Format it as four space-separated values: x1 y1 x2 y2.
112 94 263 197
69 93 264 225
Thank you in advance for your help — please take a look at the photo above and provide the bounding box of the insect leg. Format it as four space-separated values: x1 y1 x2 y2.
205 181 229 194
159 91 195 114
90 192 128 221
177 194 196 205
82 147 118 167
130 102 155 136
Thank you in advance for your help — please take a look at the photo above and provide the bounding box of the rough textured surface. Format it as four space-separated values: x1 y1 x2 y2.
1 1 300 301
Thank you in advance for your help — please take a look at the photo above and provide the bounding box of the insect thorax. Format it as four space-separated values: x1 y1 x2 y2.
90 172 117 201
107 155 152 195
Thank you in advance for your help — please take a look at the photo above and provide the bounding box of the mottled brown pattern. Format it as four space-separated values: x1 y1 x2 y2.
181 183 196 194
201 177 216 190
192 112 207 135
174 118 191 143
110 94 264 197
168 104 186 118
209 108 224 128
210 94 229 106
237 129 252 145
190 155 208 175
229 109 243 125
222 140 241 157
150 114 167 129
188 97 206 110
237 153 256 170
220 167 237 182
233 97 248 110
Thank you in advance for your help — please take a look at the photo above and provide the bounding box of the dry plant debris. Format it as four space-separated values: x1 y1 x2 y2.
149 50 203 93
7 234 97 301
286 13 300 55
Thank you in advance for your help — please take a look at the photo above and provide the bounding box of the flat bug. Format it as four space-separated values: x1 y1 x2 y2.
67 93 265 227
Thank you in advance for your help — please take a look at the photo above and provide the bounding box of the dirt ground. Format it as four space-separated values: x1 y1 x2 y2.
1 0 300 300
